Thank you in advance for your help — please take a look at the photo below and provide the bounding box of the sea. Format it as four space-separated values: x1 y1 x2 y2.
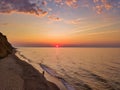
16 47 120 90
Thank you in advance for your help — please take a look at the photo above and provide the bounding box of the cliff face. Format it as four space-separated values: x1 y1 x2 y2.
0 32 13 59
0 32 60 90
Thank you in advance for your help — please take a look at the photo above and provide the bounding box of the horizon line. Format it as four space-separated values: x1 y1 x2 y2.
15 46 120 48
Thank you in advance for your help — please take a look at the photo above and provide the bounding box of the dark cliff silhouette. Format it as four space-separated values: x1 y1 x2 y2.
0 32 13 58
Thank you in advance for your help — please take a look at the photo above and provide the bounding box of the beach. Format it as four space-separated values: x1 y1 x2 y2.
0 32 66 90
0 51 64 90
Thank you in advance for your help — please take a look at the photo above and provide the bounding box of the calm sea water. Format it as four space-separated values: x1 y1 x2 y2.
17 47 120 90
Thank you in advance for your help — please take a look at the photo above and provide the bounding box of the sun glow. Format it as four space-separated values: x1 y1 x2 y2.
56 44 59 48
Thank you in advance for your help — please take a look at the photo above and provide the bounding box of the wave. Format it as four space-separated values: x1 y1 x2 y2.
15 51 32 63
79 68 116 90
40 63 76 90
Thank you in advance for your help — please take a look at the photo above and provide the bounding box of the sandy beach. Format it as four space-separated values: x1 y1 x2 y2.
0 51 63 90
0 53 24 90
0 32 66 90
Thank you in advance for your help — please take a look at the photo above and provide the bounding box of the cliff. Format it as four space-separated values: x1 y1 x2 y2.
0 32 13 59
0 32 60 90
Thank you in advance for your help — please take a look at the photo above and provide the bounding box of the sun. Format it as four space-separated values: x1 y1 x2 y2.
56 44 59 48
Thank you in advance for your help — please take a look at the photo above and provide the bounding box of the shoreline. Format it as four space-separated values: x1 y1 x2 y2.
40 63 75 90
0 50 60 90
15 50 67 90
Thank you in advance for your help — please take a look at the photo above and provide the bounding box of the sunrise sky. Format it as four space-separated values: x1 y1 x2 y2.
0 0 120 47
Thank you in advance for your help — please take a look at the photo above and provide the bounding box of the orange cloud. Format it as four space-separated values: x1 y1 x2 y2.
65 0 78 8
65 18 81 25
48 15 62 22
93 0 99 3
54 0 62 3
104 2 112 10
95 5 103 14
93 0 113 14
38 10 48 17
54 0 78 8
101 0 112 10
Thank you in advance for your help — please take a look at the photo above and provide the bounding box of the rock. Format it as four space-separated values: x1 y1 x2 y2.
0 32 13 59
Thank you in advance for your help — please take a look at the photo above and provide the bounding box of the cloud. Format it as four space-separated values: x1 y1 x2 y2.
42 0 48 6
0 0 48 17
93 0 99 3
0 23 9 26
48 15 62 22
72 21 118 34
47 8 52 11
53 0 114 10
104 2 112 10
48 16 82 24
65 0 78 8
54 0 78 8
101 0 112 10
93 0 113 14
54 0 62 3
95 5 103 14
65 18 82 25
0 0 118 18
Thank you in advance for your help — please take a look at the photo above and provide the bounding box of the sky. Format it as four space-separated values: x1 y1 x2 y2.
0 0 120 47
